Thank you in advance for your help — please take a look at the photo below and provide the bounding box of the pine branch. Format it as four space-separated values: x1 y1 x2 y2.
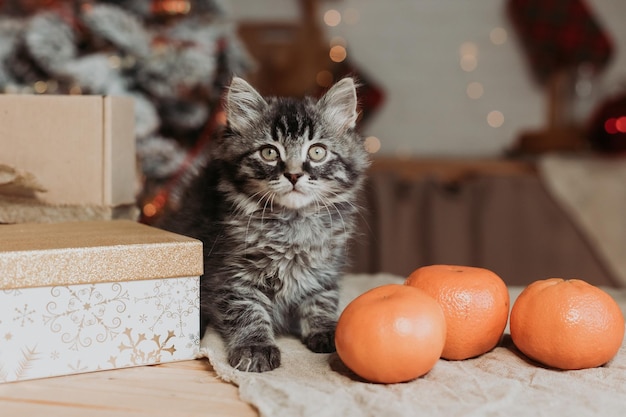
136 135 186 179
0 362 8 382
25 13 76 74
0 18 22 87
81 4 150 58
62 53 126 95
14 345 40 380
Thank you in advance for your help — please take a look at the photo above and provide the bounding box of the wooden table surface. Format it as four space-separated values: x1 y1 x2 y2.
0 359 257 417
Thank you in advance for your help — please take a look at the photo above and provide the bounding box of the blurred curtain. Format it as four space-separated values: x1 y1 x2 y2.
348 170 619 287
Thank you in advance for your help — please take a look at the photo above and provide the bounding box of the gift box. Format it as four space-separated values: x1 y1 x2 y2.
0 94 137 224
0 220 203 383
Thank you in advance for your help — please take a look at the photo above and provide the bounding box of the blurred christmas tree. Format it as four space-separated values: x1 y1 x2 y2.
0 0 253 220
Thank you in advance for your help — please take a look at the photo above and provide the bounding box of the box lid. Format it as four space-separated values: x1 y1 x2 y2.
0 220 203 289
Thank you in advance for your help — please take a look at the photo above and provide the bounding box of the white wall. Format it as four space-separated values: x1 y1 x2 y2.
225 0 626 157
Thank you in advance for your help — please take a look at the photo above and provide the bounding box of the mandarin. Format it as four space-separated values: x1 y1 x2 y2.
405 264 510 360
510 278 625 370
334 284 446 383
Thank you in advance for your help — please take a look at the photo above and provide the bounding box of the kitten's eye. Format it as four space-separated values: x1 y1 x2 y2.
308 145 327 162
260 146 279 162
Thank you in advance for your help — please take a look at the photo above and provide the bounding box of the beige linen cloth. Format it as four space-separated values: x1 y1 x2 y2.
200 273 626 417
538 154 626 286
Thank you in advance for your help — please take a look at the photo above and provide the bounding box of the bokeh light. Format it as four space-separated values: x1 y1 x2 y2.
108 55 122 69
604 118 618 134
153 0 191 15
33 80 48 94
489 27 508 45
143 203 158 218
329 45 347 63
69 84 83 95
487 111 504 128
324 9 341 27
466 82 484 99
330 36 347 47
364 136 381 154
460 56 477 72
459 42 478 56
459 42 478 72
316 70 334 88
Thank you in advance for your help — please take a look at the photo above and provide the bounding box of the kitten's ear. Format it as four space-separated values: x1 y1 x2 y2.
225 77 267 132
318 77 358 132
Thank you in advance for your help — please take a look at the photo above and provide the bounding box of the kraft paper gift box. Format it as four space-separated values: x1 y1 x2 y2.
0 94 137 224
0 220 203 383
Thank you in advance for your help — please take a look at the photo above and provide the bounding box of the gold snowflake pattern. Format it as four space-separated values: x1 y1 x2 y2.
68 360 89 373
43 283 129 350
115 328 177 366
134 278 199 337
13 304 36 327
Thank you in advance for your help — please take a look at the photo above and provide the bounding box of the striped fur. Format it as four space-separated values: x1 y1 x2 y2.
158 77 370 372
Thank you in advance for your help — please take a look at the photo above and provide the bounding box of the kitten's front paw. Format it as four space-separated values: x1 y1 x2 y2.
304 330 336 353
228 345 281 372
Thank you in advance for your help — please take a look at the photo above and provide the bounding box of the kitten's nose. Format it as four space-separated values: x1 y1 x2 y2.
285 172 303 185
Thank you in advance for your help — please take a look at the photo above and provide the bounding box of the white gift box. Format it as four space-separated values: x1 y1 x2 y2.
0 220 203 383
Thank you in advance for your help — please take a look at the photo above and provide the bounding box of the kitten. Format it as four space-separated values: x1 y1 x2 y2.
158 76 370 372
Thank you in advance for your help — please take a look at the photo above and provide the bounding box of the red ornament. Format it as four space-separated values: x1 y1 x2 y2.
587 92 626 153
507 0 613 84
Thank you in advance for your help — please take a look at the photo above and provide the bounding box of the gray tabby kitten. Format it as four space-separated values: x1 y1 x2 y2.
158 76 370 372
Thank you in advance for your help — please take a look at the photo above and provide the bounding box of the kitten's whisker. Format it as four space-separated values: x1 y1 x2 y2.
311 193 321 215
316 194 334 230
233 190 265 216
326 188 374 242
324 196 348 256
324 188 356 210
325 189 369 230
329 190 354 246
206 228 224 258
261 191 273 224
244 190 273 255
244 214 254 256
317 198 325 218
